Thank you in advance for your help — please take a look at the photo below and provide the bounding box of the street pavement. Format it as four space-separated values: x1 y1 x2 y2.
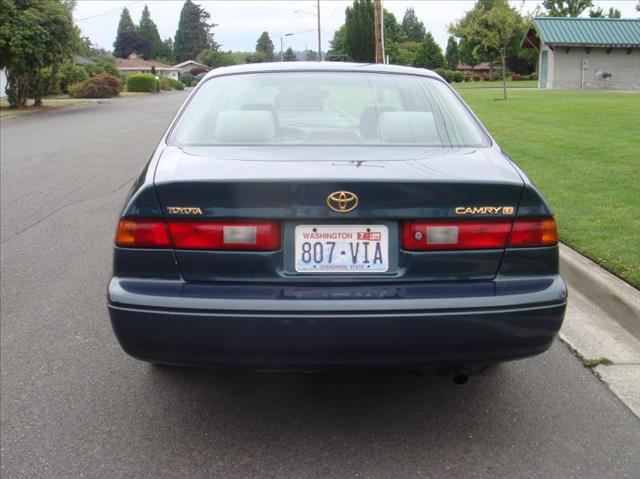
1 91 639 479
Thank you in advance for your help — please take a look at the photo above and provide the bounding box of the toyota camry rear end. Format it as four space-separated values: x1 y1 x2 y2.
108 63 567 370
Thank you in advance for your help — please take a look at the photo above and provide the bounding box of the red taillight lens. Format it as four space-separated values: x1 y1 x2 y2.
167 221 280 250
508 218 558 247
402 220 511 250
115 219 170 248
402 218 558 250
116 219 281 250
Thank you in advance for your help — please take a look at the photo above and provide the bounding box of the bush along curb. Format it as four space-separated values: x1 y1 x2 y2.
560 243 640 338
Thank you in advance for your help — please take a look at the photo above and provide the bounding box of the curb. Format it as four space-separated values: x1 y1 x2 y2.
559 243 640 338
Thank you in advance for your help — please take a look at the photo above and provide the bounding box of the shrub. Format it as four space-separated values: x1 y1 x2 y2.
434 68 453 82
159 77 173 91
59 63 89 93
472 75 481 82
511 73 522 81
170 79 184 90
179 73 194 86
126 73 158 93
68 73 121 98
530 73 538 81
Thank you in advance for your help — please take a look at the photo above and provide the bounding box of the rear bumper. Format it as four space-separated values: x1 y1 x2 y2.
108 276 567 369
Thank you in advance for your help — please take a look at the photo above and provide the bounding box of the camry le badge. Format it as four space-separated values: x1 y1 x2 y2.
327 191 359 213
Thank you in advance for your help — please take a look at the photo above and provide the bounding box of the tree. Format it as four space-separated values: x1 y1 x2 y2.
114 30 151 59
0 0 78 107
445 36 460 69
450 1 522 100
304 49 317 61
174 0 215 63
413 32 444 69
542 0 593 17
327 25 347 60
589 7 621 18
137 5 171 59
255 32 274 61
401 8 426 42
283 47 297 62
114 8 137 57
344 0 375 62
197 48 240 68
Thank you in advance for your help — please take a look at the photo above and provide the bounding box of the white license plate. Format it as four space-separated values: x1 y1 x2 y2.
294 225 389 273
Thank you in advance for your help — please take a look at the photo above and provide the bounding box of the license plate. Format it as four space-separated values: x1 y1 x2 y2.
294 225 389 273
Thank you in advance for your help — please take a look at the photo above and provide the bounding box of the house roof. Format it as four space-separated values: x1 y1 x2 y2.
523 17 640 48
116 56 177 71
173 60 209 70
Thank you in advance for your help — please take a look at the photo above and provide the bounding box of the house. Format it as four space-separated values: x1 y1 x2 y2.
0 67 7 99
116 54 179 80
522 17 640 90
455 62 503 74
173 60 210 74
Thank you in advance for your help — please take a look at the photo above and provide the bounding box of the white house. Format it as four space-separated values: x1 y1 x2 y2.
116 54 179 80
522 17 640 90
173 60 210 74
0 67 7 99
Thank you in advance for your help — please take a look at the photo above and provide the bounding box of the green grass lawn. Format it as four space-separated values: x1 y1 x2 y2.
458 89 640 287
454 80 538 89
0 98 90 118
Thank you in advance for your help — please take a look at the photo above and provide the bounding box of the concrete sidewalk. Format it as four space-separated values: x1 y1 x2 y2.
559 244 640 417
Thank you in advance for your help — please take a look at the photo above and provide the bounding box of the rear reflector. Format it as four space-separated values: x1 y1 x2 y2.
402 218 558 251
116 219 280 250
509 218 558 247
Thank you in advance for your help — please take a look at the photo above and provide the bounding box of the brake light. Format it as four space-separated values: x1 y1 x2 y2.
115 219 280 250
167 221 280 250
402 220 511 250
115 219 170 248
508 218 558 247
402 218 558 250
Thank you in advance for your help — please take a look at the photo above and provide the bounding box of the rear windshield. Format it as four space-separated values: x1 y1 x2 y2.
170 71 489 147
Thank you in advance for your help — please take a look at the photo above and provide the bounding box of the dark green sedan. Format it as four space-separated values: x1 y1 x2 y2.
108 63 567 376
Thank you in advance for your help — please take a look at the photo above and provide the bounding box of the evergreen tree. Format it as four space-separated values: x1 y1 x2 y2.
174 0 214 63
255 32 274 61
542 0 593 17
283 47 297 62
445 36 460 69
327 25 347 60
113 8 142 58
137 5 170 59
401 8 426 42
413 32 444 69
344 0 375 63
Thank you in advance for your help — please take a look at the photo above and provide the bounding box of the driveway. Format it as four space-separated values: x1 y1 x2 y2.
1 91 639 478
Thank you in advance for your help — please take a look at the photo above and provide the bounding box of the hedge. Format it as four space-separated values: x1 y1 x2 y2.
127 73 158 93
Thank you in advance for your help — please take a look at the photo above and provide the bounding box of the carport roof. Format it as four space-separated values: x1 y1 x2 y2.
522 17 640 49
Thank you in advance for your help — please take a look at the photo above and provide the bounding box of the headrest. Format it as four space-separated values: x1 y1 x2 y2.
215 110 276 144
378 111 439 144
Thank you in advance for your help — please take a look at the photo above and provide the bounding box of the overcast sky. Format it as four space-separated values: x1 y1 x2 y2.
74 0 639 54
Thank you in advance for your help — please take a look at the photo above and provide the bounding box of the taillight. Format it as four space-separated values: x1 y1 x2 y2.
508 218 558 247
115 219 170 248
115 219 280 250
167 221 280 250
402 217 558 251
402 220 511 250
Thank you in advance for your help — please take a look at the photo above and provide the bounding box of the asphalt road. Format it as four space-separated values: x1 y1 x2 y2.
1 92 639 479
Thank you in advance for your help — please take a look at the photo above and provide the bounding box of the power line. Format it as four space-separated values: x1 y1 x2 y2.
75 1 144 22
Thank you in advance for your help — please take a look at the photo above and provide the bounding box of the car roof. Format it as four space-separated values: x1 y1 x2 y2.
203 61 440 80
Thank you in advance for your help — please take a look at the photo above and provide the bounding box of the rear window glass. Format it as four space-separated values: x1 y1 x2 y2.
169 72 489 147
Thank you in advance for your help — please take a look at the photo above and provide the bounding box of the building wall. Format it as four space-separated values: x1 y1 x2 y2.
544 44 640 90
0 67 7 99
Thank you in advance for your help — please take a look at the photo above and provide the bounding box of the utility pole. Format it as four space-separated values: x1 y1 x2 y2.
373 0 384 64
316 0 322 61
